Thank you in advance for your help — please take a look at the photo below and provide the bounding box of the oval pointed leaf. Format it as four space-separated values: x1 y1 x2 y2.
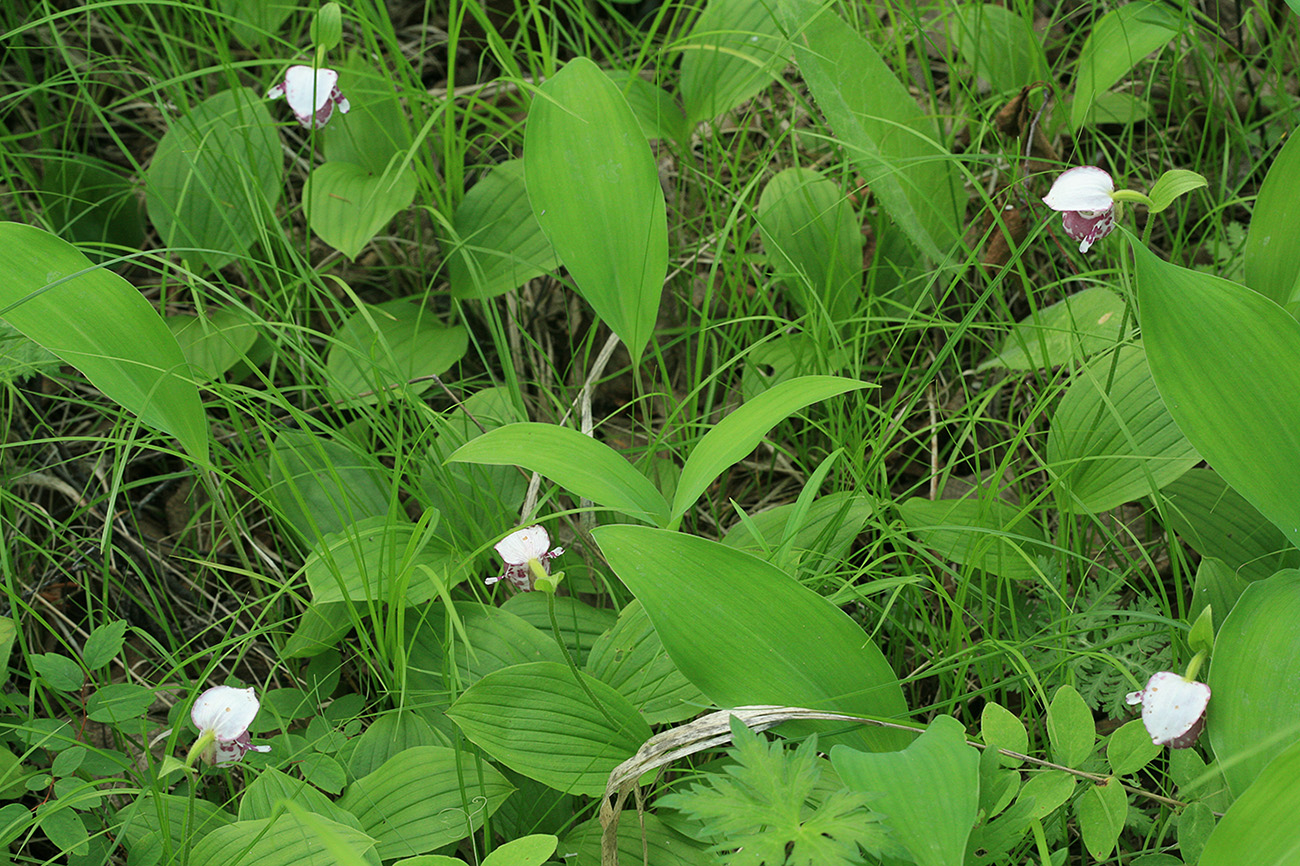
338 745 512 858
593 525 910 751
1075 777 1127 861
326 298 467 404
831 716 979 866
678 0 789 125
1244 129 1300 307
167 306 257 382
1136 240 1300 543
1200 737 1300 866
305 162 417 260
586 599 707 725
980 287 1128 371
144 87 282 272
757 167 861 322
1208 571 1300 796
189 812 375 866
1071 2 1181 128
524 57 668 362
0 223 207 463
1048 344 1199 513
448 160 560 300
447 422 670 525
447 661 651 796
1047 685 1095 767
779 0 961 260
898 495 1048 581
1161 469 1300 582
672 376 872 523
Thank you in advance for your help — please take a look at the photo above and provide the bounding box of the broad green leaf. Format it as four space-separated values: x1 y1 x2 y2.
1178 801 1215 865
190 811 375 866
405 601 566 696
447 662 651 796
978 748 1019 818
339 746 512 858
320 59 413 176
145 87 282 272
1191 557 1251 629
757 167 861 322
672 376 871 524
1017 770 1076 820
980 701 1028 768
1146 169 1208 215
722 491 874 576
346 711 445 780
40 156 145 255
594 525 910 752
740 330 850 399
1084 90 1151 125
606 71 689 145
1048 344 1199 513
0 223 208 463
282 601 353 659
1244 128 1300 308
1199 738 1300 865
563 813 714 866
677 0 788 126
276 804 374 866
898 495 1049 581
35 804 87 857
81 620 128 670
305 161 417 260
952 4 1048 95
224 0 295 47
1161 469 1300 582
325 298 467 404
268 428 391 544
31 654 84 692
1208 571 1300 796
239 768 366 837
780 0 961 260
1136 240 1300 545
86 684 153 725
300 515 459 606
524 57 668 363
1075 777 1127 861
115 792 233 866
586 599 708 725
979 287 1128 371
448 422 670 525
447 160 560 300
1046 685 1094 767
167 306 257 382
501 594 616 668
831 716 980 866
1071 2 1182 128
419 386 527 548
482 834 558 866
1107 719 1161 776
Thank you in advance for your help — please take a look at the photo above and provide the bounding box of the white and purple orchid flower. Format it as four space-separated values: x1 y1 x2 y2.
488 525 564 592
1042 166 1116 253
1125 671 1211 749
267 65 350 129
189 685 272 765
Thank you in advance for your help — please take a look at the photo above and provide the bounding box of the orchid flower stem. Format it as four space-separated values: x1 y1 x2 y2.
545 588 621 731
184 729 214 770
1184 649 1208 684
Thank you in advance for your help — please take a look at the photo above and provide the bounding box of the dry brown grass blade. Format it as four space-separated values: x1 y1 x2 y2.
599 705 889 866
